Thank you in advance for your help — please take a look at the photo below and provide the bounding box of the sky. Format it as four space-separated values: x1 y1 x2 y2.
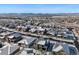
0 4 79 13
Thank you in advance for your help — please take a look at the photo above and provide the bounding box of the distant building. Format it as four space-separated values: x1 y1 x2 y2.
64 31 76 40
8 23 16 29
29 26 45 34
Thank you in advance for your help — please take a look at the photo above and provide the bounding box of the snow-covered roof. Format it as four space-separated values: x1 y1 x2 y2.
37 27 45 31
25 37 36 45
29 28 36 32
0 32 12 36
8 35 14 39
19 37 36 45
37 40 46 45
10 32 21 38
0 45 19 55
20 48 34 55
0 36 5 39
52 44 63 52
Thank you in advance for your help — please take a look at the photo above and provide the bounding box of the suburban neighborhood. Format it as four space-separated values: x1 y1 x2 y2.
0 13 79 55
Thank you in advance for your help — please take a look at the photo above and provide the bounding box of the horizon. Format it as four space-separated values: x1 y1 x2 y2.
0 12 79 14
0 4 79 13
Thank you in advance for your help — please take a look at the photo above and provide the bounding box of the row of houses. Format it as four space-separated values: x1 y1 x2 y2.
0 30 23 55
17 37 78 55
3 23 76 41
0 26 78 55
47 27 76 40
16 25 46 35
36 39 78 55
0 29 38 55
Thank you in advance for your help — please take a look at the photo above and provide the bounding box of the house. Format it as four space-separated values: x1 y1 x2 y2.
22 26 28 32
8 23 16 29
0 44 20 55
22 25 32 32
37 40 46 47
7 32 22 43
29 28 37 33
19 48 42 55
47 28 58 36
19 48 35 55
16 26 22 31
52 43 64 55
63 44 78 55
64 31 76 40
37 39 54 51
18 37 36 48
36 27 45 34
68 46 78 55
52 43 78 55
24 25 33 32
0 32 13 42
0 31 12 36
0 35 5 42
10 45 20 55
29 26 45 34
47 31 55 36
